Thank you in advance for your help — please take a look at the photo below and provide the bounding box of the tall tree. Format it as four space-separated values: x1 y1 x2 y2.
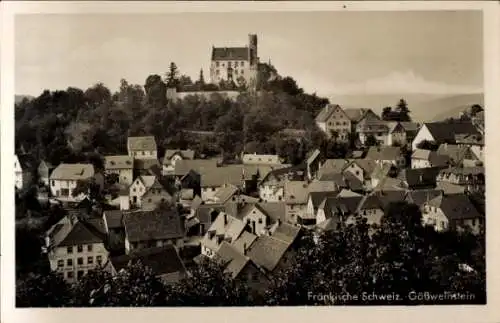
166 62 179 88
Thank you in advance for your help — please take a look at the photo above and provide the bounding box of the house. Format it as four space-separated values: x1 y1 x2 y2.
134 158 162 177
397 167 441 190
370 162 394 189
411 121 480 151
373 190 407 210
350 194 385 225
258 165 305 202
386 122 407 146
344 159 378 187
242 153 282 165
411 149 450 169
305 191 339 226
213 242 267 291
110 245 187 285
315 104 352 140
405 189 443 208
246 222 301 274
162 149 195 176
207 184 240 204
436 167 485 192
399 122 420 144
305 149 321 181
14 154 37 190
140 181 173 211
37 160 55 187
238 203 276 236
209 34 259 87
44 213 109 283
436 144 480 167
123 209 185 254
422 194 483 234
318 159 349 179
284 180 337 225
102 210 127 252
49 163 95 202
127 136 157 160
356 119 390 146
365 146 405 168
200 212 246 258
454 134 484 163
104 155 134 185
316 195 364 227
344 108 380 132
174 159 219 179
129 175 158 208
200 165 246 201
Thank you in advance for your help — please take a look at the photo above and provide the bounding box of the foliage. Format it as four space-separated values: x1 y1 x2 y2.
381 99 412 122
365 134 378 147
17 270 72 307
416 140 439 151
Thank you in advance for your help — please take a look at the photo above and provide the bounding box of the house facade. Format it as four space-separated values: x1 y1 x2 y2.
162 149 195 176
127 136 158 160
129 175 156 207
315 104 352 140
49 163 95 202
104 155 134 186
38 160 55 187
200 212 246 258
15 154 36 190
356 119 390 146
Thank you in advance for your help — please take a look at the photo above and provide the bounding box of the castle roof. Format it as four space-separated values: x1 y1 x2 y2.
212 47 249 61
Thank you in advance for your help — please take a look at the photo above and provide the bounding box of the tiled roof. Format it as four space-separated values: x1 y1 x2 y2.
366 146 403 161
439 166 484 176
370 163 393 182
372 176 405 192
374 190 407 209
174 159 219 177
405 189 443 207
213 184 239 203
247 235 290 272
356 119 389 132
324 196 364 215
284 180 337 204
343 172 364 191
398 167 440 188
242 154 281 165
337 189 363 198
309 191 339 209
56 220 105 247
424 122 480 143
232 231 257 254
50 163 95 180
212 47 249 61
412 149 432 160
214 242 251 279
433 194 483 220
436 181 466 195
259 165 306 186
127 136 157 151
105 155 133 170
400 122 420 133
271 222 301 245
256 202 287 223
356 195 383 212
104 210 126 229
163 150 195 165
194 204 227 225
123 210 184 243
134 158 160 171
343 108 368 122
437 144 476 165
315 104 342 122
111 245 186 278
320 159 349 176
201 212 246 252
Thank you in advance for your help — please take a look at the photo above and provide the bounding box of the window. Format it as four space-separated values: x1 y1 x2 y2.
241 61 245 67
216 69 220 75
212 188 216 192
96 255 102 264
355 171 360 175
141 151 145 155
60 188 69 196
77 257 83 265
336 122 340 126
251 272 259 281
51 180 55 187
133 188 136 192
472 219 476 226
343 122 347 125
328 122 332 126
240 70 244 75
77 245 83 253
216 61 219 67
378 132 382 136
57 260 64 268
77 270 84 279
148 198 152 203
258 218 263 224
228 61 232 68
88 256 94 265
67 259 73 267
67 246 73 254
67 271 74 279
87 245 93 252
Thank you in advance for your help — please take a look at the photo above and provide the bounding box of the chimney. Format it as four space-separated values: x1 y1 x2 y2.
243 243 247 255
224 213 228 226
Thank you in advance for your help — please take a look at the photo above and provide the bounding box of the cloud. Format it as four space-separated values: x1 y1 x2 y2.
327 70 483 95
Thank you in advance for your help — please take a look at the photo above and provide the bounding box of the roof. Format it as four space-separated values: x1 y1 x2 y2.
232 231 258 254
111 245 186 278
174 159 219 177
343 172 364 191
200 165 246 188
434 194 482 220
374 190 407 209
319 159 349 176
105 155 133 170
259 165 306 185
454 134 484 146
366 147 403 161
405 189 443 207
271 222 301 245
137 175 157 188
400 122 420 133
284 180 337 204
370 163 393 182
343 108 369 122
439 166 485 176
305 149 321 165
242 154 281 165
194 204 227 225
134 158 160 171
212 46 249 61
315 104 343 122
337 189 363 197
356 119 389 132
324 196 364 215
398 167 440 188
309 191 339 209
412 149 432 160
127 136 157 151
201 212 246 252
356 195 383 212
213 184 239 203
436 181 466 195
255 202 287 223
103 210 125 229
50 163 95 180
349 159 377 176
436 144 476 165
49 217 106 248
123 210 184 242
214 242 251 279
247 235 290 272
423 122 480 143
163 149 195 165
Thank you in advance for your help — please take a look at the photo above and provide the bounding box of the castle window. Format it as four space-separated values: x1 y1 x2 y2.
228 61 232 68
241 62 245 67
241 70 244 75
216 69 220 75
216 62 219 67
235 61 239 67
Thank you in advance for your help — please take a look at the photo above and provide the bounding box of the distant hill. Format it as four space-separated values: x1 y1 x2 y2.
15 95 34 104
327 93 483 122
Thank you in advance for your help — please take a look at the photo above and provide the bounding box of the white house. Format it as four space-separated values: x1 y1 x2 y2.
314 104 352 140
411 122 480 151
127 136 158 160
45 214 109 283
14 154 36 190
200 212 246 258
129 175 157 207
49 163 95 202
104 155 134 185
411 149 450 169
365 146 406 168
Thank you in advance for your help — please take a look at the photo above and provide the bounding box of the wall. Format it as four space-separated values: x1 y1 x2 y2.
412 125 434 151
201 186 218 202
129 150 158 159
106 168 133 186
129 178 147 207
49 242 109 283
126 237 184 255
343 162 364 182
411 159 431 169
388 131 406 146
50 179 86 202
421 205 449 232
259 185 284 202
286 203 307 224
242 206 268 236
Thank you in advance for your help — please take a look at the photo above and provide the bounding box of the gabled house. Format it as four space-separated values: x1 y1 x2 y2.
318 159 349 179
162 149 195 176
134 158 162 177
356 119 390 146
141 181 173 211
49 163 95 202
305 191 339 226
110 245 187 285
174 159 219 179
200 165 246 201
129 175 157 207
316 195 364 227
405 189 443 209
350 194 385 225
200 212 246 258
422 194 483 234
315 104 352 140
365 146 405 168
344 159 377 186
45 213 109 283
237 203 281 236
436 144 480 167
411 121 480 151
344 108 380 132
15 154 37 190
127 136 157 160
397 167 441 190
258 165 305 202
411 149 450 169
305 149 321 181
38 160 55 187
104 155 134 185
207 184 240 204
370 162 394 189
454 134 484 163
436 167 485 192
246 222 301 274
123 209 185 254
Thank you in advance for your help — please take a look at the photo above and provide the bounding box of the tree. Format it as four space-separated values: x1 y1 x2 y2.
395 98 411 122
382 106 393 121
166 62 179 88
365 134 378 147
144 74 167 108
72 178 102 203
17 270 72 307
416 140 439 151
196 68 205 90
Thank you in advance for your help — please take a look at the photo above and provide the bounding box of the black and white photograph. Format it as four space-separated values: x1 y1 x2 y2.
2 1 498 316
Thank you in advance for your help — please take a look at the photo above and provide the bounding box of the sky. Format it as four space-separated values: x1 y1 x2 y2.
15 11 483 97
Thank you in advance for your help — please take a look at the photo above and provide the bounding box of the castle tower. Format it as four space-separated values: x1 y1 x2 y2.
248 34 258 66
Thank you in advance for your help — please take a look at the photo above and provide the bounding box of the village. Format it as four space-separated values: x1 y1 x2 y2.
14 34 486 306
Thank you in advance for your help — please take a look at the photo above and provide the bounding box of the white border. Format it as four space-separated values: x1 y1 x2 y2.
2 2 499 323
